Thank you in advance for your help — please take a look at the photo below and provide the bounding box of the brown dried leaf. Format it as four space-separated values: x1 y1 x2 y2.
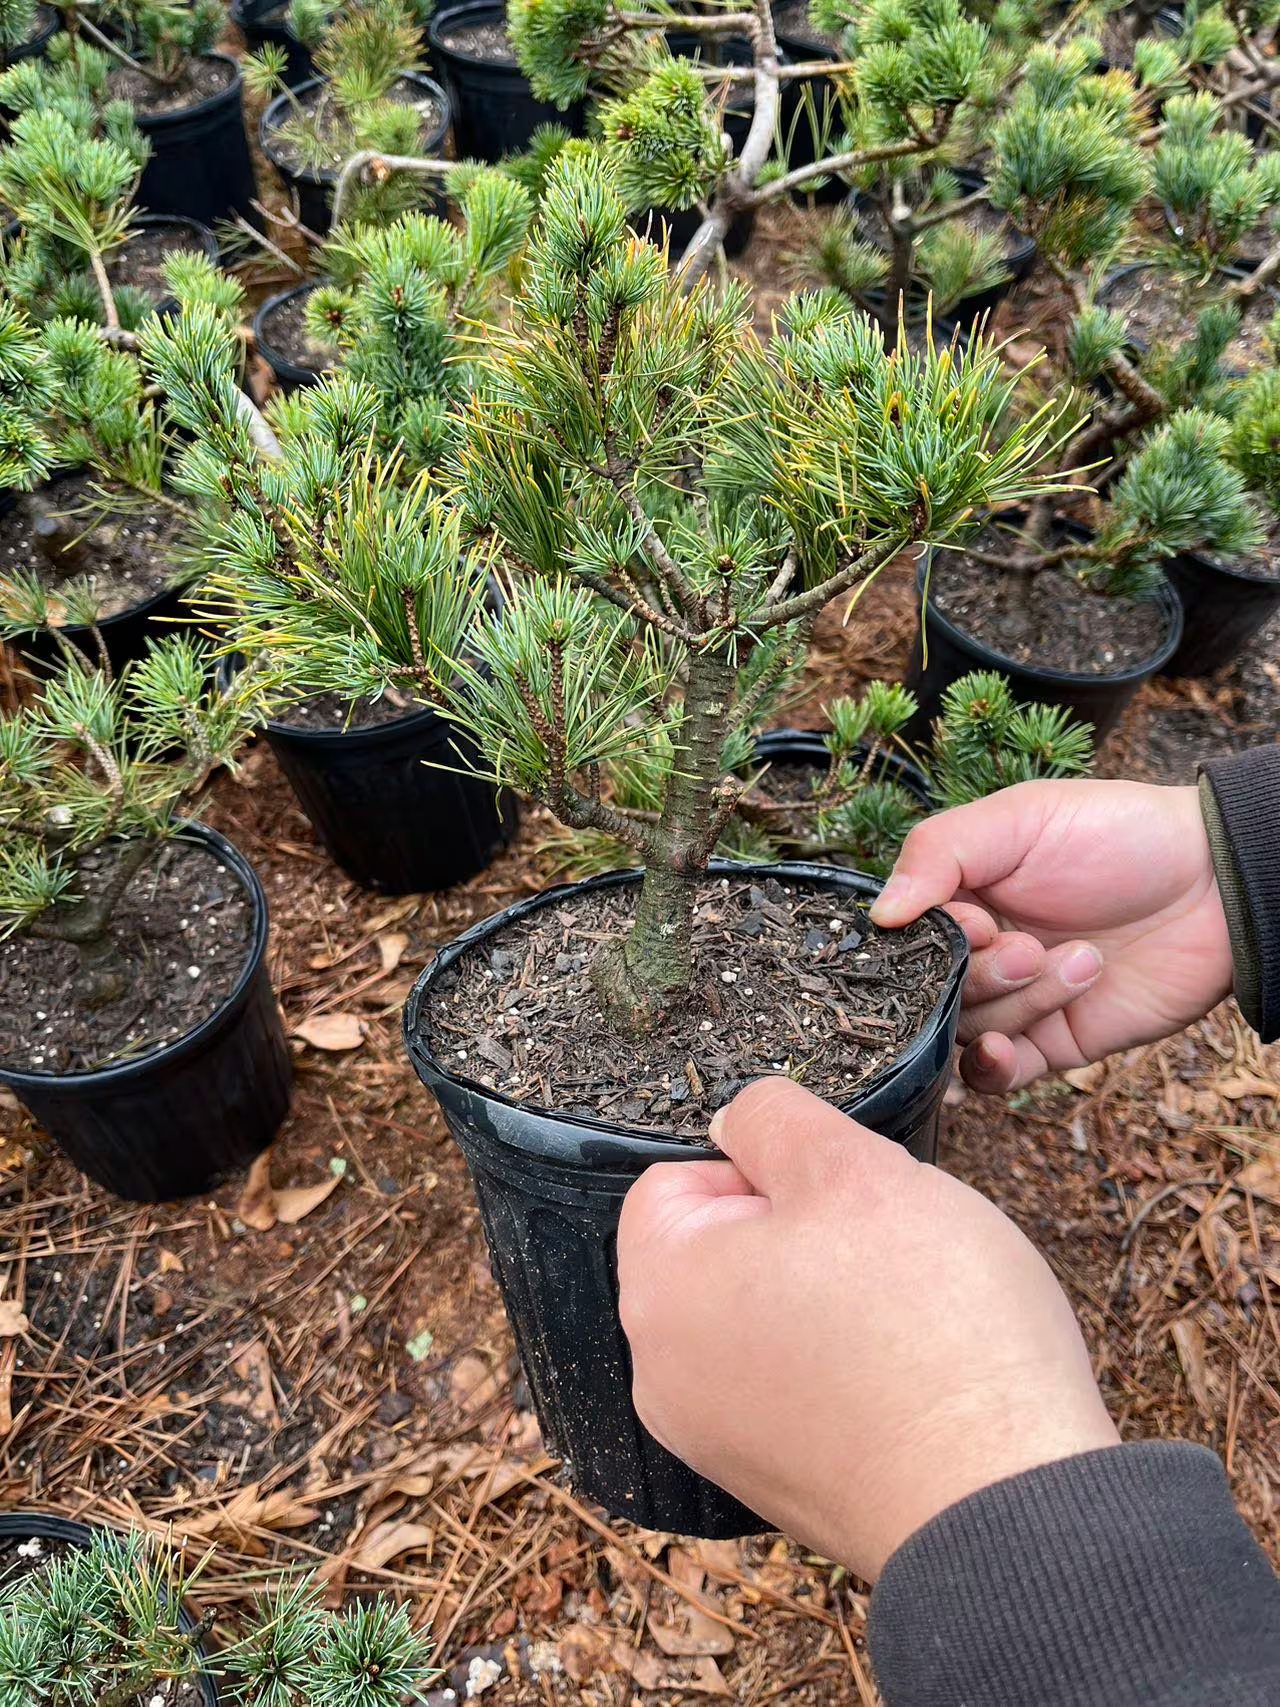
449 1352 504 1419
1236 1155 1280 1206
691 1539 743 1581
180 1485 323 1543
614 1643 732 1695
293 1013 365 1051
229 1339 280 1429
377 931 410 975
236 1152 278 1232
0 1299 29 1338
1063 1063 1106 1093
647 1611 735 1658
1218 1074 1280 1101
1171 1317 1214 1420
353 1519 434 1571
156 1248 185 1275
274 1174 341 1225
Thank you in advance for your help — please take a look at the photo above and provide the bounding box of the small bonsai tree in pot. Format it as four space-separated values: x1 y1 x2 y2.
147 153 1066 1535
0 1517 436 1704
0 628 291 1202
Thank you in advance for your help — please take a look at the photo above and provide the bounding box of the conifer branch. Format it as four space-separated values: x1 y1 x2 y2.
330 149 463 230
759 538 906 628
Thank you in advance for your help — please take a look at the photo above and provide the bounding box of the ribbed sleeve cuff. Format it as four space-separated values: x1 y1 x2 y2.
868 1441 1280 1707
1200 747 1280 1043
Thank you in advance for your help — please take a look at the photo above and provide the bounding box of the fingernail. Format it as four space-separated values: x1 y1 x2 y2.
870 874 912 923
708 1108 727 1149
1062 945 1102 987
994 941 1039 984
974 1037 1002 1073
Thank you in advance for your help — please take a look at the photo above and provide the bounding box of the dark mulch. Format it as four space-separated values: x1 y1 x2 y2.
0 840 253 1075
108 54 234 118
424 875 954 1136
932 530 1171 675
257 285 331 373
107 225 209 299
0 474 190 621
435 18 518 64
270 687 421 732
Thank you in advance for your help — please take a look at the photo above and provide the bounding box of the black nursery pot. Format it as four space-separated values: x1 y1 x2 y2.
261 72 451 236
253 283 328 391
1161 549 1280 677
0 3 57 70
753 726 933 805
904 549 1184 742
0 1513 218 1704
263 700 518 895
404 862 967 1537
134 53 257 231
0 826 292 1204
231 0 314 85
428 2 585 162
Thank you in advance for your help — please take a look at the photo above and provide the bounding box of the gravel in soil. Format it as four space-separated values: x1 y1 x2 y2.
270 686 423 732
257 285 333 374
933 526 1171 675
1102 266 1279 369
0 473 189 621
107 224 210 299
0 839 253 1075
1199 507 1280 583
265 77 445 177
436 18 518 64
109 54 235 117
425 874 954 1136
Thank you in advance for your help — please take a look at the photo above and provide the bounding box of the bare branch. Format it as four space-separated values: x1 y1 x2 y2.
329 149 463 229
757 538 905 628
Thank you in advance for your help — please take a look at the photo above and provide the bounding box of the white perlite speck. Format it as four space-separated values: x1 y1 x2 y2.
465 1657 503 1697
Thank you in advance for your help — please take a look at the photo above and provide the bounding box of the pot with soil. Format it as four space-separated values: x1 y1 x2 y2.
405 861 967 1536
906 515 1185 740
428 1 586 161
0 2 57 71
260 71 450 236
253 281 335 391
231 0 315 85
1162 530 1280 676
0 1513 218 1706
1100 261 1280 376
111 51 257 231
259 688 519 895
108 212 221 314
0 471 197 677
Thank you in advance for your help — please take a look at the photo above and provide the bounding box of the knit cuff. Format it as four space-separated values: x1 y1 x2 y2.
1200 747 1280 1043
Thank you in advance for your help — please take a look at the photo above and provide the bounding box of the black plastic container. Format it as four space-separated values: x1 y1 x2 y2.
0 1513 219 1704
260 72 450 236
404 862 968 1537
253 283 329 391
753 726 933 806
428 2 585 161
1162 547 1280 676
133 53 257 231
905 548 1184 742
263 699 518 894
0 826 292 1203
0 3 57 69
231 0 314 85
117 213 221 316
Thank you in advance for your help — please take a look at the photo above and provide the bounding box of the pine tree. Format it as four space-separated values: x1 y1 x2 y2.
0 0 37 58
63 0 226 85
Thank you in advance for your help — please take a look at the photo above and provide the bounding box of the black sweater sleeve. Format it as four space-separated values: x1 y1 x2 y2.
867 1442 1280 1707
1200 746 1280 1043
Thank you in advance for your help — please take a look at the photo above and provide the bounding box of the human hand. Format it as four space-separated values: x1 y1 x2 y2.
618 1078 1119 1582
869 779 1232 1092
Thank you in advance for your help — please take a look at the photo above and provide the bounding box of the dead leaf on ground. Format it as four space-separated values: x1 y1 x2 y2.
236 1152 278 1232
449 1352 505 1419
647 1610 735 1658
613 1641 732 1696
691 1539 743 1581
226 1340 281 1429
274 1173 341 1224
1235 1154 1280 1206
1171 1317 1214 1421
352 1519 434 1571
377 931 410 974
0 1300 29 1338
293 1013 365 1051
1063 1063 1107 1093
156 1248 185 1275
179 1485 324 1547
1217 1074 1280 1101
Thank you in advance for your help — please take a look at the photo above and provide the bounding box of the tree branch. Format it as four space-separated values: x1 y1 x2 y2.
329 149 462 230
757 537 905 628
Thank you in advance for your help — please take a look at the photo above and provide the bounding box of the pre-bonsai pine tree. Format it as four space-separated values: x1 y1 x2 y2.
145 155 1064 1028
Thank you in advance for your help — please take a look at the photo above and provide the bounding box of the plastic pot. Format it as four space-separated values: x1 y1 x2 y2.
752 726 933 805
260 72 450 237
0 825 292 1203
0 3 57 70
428 2 585 161
0 1513 219 1704
253 282 329 391
904 543 1184 742
263 698 518 894
404 861 968 1536
120 213 221 317
134 53 257 231
230 0 314 85
1161 547 1280 677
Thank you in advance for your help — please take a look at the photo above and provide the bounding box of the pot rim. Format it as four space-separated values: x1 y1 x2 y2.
1174 542 1280 590
404 859 968 1151
127 50 245 129
919 526 1186 687
428 1 523 65
252 281 330 383
260 71 451 187
0 824 270 1090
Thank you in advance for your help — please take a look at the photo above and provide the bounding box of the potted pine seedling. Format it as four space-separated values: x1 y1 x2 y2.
152 153 1070 1534
428 0 586 163
0 0 58 72
0 626 291 1202
255 0 451 235
51 0 257 228
0 1518 437 1705
231 0 314 87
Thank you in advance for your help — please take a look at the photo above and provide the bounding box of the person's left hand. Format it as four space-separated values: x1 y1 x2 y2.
618 1077 1119 1581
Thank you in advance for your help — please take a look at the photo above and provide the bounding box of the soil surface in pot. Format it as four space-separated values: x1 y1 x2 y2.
1200 508 1280 582
932 527 1170 675
436 17 519 64
270 686 423 731
1104 267 1278 369
425 872 954 1135
258 287 334 373
267 77 445 177
0 1531 208 1706
0 839 253 1075
106 224 208 298
108 54 235 117
772 0 842 49
0 473 188 620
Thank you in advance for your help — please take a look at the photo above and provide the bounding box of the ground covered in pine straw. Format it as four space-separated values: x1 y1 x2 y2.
3 551 1277 1706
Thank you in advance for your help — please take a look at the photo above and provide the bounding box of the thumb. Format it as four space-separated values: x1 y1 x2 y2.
619 1156 765 1261
869 784 1052 927
708 1077 915 1204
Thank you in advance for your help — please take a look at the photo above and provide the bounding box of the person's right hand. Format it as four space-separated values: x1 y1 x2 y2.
869 779 1233 1092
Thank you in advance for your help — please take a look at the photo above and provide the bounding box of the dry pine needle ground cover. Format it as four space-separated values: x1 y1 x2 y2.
2 122 1280 1706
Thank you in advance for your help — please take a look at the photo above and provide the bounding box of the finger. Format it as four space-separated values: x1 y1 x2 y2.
960 1032 1054 1093
947 901 999 950
956 940 1103 1045
619 1159 765 1256
707 1076 913 1203
869 785 1054 927
962 932 1048 1005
